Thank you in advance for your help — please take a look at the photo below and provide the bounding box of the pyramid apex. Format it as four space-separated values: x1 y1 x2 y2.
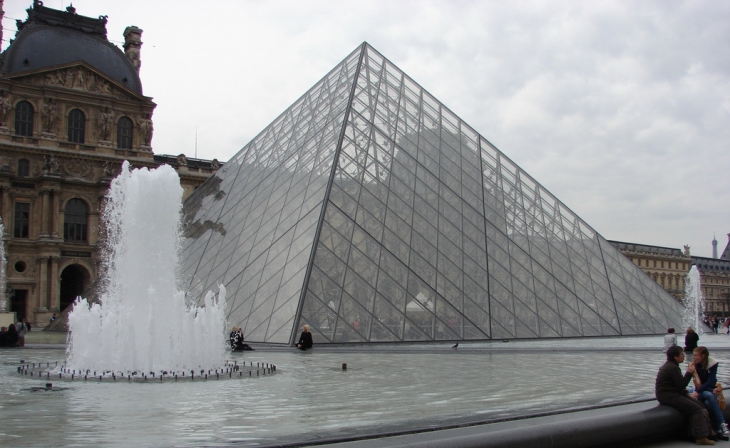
181 43 683 344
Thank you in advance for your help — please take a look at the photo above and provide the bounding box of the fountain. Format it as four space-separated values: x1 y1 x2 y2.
683 265 704 332
65 161 229 377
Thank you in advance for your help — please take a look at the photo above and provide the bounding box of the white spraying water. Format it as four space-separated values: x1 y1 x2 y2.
66 161 227 374
0 218 6 313
682 265 704 332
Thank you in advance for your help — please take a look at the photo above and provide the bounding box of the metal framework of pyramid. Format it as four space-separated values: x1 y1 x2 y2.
181 43 683 345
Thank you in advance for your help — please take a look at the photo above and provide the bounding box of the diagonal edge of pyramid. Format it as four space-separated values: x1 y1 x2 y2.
180 43 370 344
298 42 683 342
182 41 684 345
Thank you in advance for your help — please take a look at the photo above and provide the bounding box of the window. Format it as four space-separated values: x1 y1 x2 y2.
117 116 133 149
17 159 30 177
63 199 88 242
14 202 30 238
14 101 34 136
68 109 86 143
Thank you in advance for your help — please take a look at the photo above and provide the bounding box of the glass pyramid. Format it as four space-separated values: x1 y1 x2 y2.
181 43 683 344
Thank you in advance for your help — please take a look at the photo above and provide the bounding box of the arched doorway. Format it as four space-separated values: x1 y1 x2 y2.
60 264 89 311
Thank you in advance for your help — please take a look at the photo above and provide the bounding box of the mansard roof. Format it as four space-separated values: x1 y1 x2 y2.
0 1 143 95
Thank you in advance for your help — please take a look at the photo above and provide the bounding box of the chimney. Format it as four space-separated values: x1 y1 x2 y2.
123 26 143 73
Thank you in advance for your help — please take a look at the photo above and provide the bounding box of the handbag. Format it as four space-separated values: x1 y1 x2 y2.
717 383 726 410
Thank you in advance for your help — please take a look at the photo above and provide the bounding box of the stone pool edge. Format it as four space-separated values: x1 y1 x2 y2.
292 400 710 448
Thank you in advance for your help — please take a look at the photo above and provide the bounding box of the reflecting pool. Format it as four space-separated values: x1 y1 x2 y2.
2 335 729 447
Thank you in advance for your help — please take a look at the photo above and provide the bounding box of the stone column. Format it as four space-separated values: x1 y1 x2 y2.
37 256 48 310
49 256 59 310
88 209 100 245
0 185 9 232
39 190 49 236
50 189 60 238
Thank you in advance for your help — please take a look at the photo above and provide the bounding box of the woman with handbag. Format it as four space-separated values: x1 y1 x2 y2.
693 346 729 437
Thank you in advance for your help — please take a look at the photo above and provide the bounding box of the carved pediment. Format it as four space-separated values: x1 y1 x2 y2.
9 63 147 102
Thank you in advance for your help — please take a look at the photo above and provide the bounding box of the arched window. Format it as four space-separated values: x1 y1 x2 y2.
117 116 133 149
17 159 30 177
68 109 85 143
14 101 34 136
63 198 88 242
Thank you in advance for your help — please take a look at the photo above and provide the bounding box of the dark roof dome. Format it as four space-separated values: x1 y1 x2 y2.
1 1 143 95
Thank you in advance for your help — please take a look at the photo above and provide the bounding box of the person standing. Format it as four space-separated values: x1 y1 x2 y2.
15 320 26 347
685 327 700 352
656 345 716 445
664 328 677 352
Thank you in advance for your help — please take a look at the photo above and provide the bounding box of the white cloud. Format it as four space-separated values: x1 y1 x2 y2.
3 0 729 257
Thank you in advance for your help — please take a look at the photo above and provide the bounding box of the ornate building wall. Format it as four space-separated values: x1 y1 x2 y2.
0 2 220 326
692 234 730 317
609 241 691 302
692 258 730 316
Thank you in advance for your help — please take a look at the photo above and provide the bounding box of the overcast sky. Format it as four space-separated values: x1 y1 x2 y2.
3 0 729 258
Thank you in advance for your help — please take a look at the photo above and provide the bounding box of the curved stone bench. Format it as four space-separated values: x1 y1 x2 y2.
310 401 726 448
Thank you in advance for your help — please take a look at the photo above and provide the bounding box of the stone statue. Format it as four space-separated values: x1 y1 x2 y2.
44 70 66 87
137 114 153 146
71 67 89 90
43 155 60 175
123 26 144 73
41 97 58 134
177 153 187 166
211 159 220 170
684 245 691 257
102 161 114 178
98 107 114 141
0 91 11 127
72 67 87 90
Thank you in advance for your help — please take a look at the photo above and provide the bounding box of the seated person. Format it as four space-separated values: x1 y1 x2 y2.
0 323 19 347
655 345 716 445
296 324 313 351
693 346 729 437
229 326 254 351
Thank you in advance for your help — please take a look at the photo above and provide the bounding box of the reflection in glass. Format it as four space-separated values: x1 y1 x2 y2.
181 43 683 345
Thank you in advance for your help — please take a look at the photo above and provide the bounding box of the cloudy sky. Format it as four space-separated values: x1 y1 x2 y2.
3 0 729 258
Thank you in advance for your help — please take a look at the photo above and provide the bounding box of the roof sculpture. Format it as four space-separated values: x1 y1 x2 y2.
1 1 143 94
181 43 684 344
